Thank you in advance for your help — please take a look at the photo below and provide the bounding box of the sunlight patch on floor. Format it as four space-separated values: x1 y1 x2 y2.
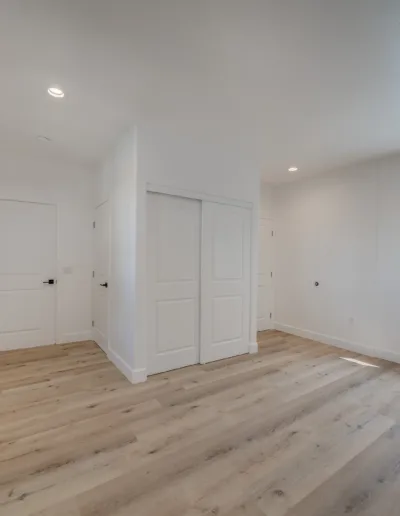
340 357 379 368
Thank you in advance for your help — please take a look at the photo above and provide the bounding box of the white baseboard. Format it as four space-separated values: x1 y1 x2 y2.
0 340 55 352
275 322 400 365
107 347 147 384
58 331 93 344
131 368 147 383
249 341 258 354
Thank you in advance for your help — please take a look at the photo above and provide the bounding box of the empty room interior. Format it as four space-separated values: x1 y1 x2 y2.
1 1 400 515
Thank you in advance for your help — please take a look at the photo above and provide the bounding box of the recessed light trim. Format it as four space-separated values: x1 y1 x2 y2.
48 86 64 98
288 167 298 173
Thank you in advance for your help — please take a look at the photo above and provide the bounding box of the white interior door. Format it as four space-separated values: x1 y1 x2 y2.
93 201 109 353
258 219 274 331
201 202 251 363
147 193 201 374
0 200 57 351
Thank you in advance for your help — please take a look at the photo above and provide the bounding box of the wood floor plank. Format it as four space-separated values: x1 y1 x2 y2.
0 332 399 516
282 424 400 516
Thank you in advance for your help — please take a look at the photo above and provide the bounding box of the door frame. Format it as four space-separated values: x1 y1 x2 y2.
0 198 58 346
257 216 275 331
145 183 256 370
92 200 110 353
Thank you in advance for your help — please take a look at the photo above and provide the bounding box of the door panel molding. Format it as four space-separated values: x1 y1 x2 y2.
147 192 201 375
201 201 251 363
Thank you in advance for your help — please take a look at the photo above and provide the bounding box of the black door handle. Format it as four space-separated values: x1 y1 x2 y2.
43 279 55 285
100 282 108 288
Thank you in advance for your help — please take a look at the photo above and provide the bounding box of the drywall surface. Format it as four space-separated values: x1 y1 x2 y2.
260 182 274 220
95 129 146 382
139 122 261 351
139 122 260 203
96 122 261 382
0 152 94 344
273 154 400 362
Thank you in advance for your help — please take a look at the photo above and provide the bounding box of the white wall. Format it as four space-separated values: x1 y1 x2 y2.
139 122 261 354
95 129 146 382
273 154 400 362
0 152 94 344
95 122 261 382
260 182 274 220
139 123 260 202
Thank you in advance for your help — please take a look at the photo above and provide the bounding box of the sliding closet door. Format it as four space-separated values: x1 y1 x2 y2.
201 202 251 363
147 193 201 374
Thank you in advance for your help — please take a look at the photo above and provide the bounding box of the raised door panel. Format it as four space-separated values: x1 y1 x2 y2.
147 193 201 374
0 201 56 350
201 202 251 363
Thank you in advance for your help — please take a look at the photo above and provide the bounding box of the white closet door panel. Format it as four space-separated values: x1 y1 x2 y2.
147 193 200 375
201 202 251 363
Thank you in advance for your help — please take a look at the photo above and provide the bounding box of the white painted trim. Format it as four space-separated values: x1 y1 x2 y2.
92 200 110 355
257 217 275 335
249 341 258 354
146 183 253 210
55 203 60 346
249 205 258 355
107 347 148 384
275 322 400 365
108 347 133 381
132 368 148 383
92 329 108 354
3 336 93 352
58 331 93 344
0 198 56 206
0 341 55 352
257 321 274 332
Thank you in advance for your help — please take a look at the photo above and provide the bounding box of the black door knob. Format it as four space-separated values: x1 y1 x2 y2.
315 281 319 287
100 282 108 288
43 279 55 285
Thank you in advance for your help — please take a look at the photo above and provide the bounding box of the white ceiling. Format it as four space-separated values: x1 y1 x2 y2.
1 0 400 182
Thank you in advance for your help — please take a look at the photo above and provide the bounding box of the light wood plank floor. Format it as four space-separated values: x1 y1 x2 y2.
1 331 400 516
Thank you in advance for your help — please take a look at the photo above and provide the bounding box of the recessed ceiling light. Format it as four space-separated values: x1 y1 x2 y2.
37 135 52 142
288 167 298 172
48 86 64 98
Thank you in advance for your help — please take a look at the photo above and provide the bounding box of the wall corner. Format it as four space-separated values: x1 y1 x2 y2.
249 341 258 354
